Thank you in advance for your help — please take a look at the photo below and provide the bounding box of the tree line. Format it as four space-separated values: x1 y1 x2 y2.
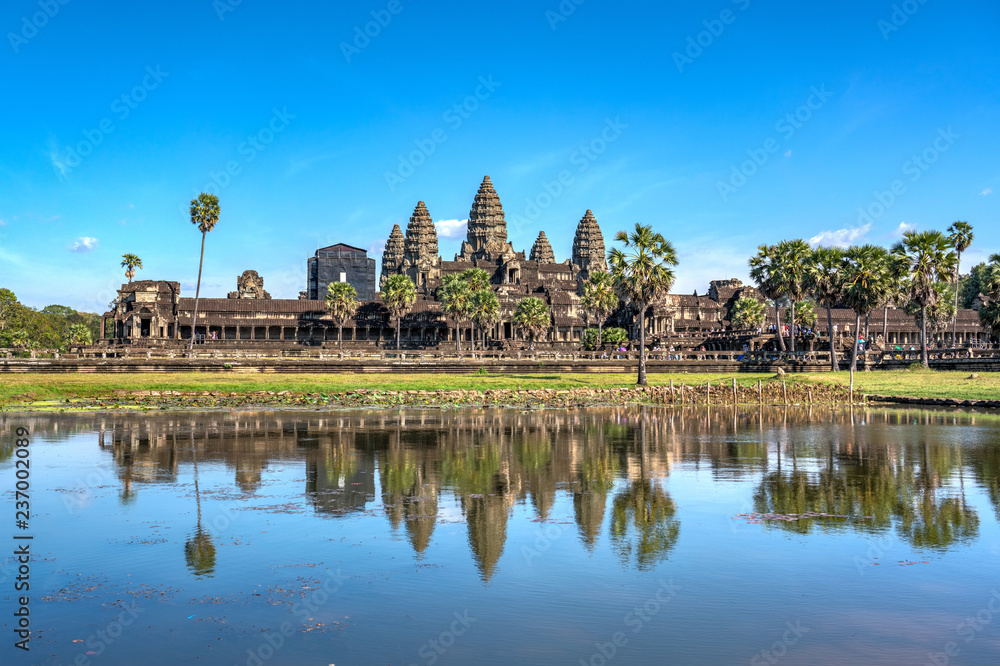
0 289 101 351
740 222 1000 371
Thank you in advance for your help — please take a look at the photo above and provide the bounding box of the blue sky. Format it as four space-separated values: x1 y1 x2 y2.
1 0 997 312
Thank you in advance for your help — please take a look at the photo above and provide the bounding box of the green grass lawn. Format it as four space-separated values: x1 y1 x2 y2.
801 369 1000 402
1 369 997 407
0 371 773 405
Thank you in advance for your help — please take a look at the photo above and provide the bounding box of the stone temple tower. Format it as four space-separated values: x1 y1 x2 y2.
380 224 405 287
459 176 510 261
530 231 556 264
572 210 607 280
401 201 439 291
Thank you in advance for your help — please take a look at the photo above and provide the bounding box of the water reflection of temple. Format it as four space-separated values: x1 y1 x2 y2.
4 407 996 578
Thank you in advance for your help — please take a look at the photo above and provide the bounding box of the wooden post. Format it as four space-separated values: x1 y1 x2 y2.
670 379 674 405
808 387 812 405
782 381 787 405
758 379 762 405
732 377 737 404
681 384 685 406
707 381 711 405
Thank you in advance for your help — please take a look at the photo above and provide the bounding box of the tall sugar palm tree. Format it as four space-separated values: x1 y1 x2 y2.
188 193 220 350
749 244 787 352
609 224 678 386
772 239 813 352
808 246 845 371
608 223 677 386
325 282 359 351
512 297 550 350
947 221 974 346
892 230 958 368
439 274 472 352
381 274 416 351
121 253 143 283
470 288 500 350
581 270 619 348
842 245 894 372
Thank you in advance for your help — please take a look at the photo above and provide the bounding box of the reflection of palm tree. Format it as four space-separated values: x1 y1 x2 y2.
609 411 679 569
574 431 618 551
609 479 679 570
185 433 216 576
381 441 437 557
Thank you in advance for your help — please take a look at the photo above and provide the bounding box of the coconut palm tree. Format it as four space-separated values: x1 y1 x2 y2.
439 274 472 352
325 282 358 351
947 221 974 346
609 224 678 386
842 245 894 372
380 274 416 351
892 230 958 368
120 253 143 283
749 244 787 353
580 271 619 348
808 246 845 371
512 297 550 350
188 193 221 350
771 239 813 352
469 288 500 350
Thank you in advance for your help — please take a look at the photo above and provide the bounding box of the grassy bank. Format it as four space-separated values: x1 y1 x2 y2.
802 369 1000 402
0 371 769 406
2 369 998 409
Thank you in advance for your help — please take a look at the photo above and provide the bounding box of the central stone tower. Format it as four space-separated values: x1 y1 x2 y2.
458 176 511 262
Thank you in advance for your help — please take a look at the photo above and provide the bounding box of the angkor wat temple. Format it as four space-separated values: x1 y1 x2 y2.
102 175 990 350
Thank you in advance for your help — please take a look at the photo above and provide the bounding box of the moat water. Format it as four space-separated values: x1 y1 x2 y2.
2 406 1000 665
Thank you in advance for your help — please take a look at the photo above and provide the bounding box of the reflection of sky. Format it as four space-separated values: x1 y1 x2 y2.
1 407 999 665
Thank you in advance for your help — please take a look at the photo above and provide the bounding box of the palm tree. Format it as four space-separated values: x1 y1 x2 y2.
512 297 550 350
120 253 143 283
459 268 491 293
842 245 894 372
469 288 500 350
380 274 416 351
439 274 472 352
609 224 678 386
10 330 31 351
729 296 765 331
749 244 787 352
188 193 220 350
325 282 359 351
772 239 813 352
784 299 817 328
581 271 619 348
892 230 958 368
947 221 974 346
808 246 845 371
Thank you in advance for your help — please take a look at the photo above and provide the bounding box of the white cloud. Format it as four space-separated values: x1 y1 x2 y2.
0 218 6 226
891 222 916 238
981 188 993 196
68 237 99 252
784 150 792 157
435 218 468 240
809 223 871 248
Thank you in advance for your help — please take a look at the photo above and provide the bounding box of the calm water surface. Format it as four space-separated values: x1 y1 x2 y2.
2 406 1000 665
